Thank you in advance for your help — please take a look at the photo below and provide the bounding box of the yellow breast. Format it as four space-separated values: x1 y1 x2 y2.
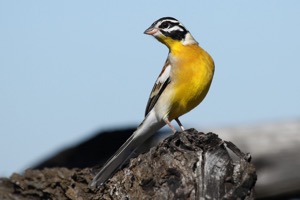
167 42 215 120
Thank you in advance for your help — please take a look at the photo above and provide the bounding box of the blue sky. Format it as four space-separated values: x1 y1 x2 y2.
0 1 299 176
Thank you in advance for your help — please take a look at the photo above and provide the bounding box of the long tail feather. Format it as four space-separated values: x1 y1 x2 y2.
90 110 164 187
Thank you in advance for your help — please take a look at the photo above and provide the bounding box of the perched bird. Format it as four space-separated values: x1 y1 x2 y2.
91 17 215 187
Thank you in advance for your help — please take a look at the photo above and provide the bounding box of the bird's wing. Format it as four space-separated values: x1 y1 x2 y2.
145 59 171 116
90 59 171 188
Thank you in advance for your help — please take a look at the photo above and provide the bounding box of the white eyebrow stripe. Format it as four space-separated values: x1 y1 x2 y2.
163 26 184 32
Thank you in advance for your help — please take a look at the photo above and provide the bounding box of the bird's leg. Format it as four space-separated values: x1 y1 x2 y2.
164 118 177 133
175 118 185 131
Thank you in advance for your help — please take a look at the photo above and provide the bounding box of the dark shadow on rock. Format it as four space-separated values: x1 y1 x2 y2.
34 127 138 169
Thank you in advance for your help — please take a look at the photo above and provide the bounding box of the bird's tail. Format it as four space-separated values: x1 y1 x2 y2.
90 110 165 188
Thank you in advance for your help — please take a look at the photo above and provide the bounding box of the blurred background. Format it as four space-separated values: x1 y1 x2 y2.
0 1 300 197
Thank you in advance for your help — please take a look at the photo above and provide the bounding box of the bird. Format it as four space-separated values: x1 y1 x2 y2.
90 17 215 187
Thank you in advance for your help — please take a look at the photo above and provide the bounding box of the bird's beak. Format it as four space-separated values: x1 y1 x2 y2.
144 26 159 35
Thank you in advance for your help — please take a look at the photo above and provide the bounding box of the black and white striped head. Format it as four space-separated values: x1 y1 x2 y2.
144 17 197 45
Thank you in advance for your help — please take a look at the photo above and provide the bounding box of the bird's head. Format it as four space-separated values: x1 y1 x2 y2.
144 17 198 48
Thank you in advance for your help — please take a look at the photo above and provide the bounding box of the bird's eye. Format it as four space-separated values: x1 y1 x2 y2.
160 22 170 29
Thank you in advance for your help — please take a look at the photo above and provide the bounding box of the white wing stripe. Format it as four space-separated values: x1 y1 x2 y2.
156 64 171 84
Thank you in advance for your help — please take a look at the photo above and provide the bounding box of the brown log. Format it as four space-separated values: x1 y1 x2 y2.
0 129 256 200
